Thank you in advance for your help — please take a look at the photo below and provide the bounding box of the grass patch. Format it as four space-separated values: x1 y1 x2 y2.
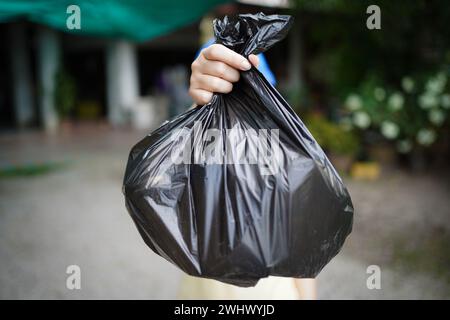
0 161 68 178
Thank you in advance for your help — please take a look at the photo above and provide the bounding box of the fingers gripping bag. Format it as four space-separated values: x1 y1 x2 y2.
123 13 354 287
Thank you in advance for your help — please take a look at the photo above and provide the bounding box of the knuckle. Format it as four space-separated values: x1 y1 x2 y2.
189 74 197 86
203 92 213 103
198 92 212 105
208 44 221 59
210 77 222 90
191 60 199 71
202 47 211 59
216 63 227 78
188 88 196 99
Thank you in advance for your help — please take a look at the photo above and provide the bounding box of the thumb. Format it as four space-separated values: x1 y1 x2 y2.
248 54 259 68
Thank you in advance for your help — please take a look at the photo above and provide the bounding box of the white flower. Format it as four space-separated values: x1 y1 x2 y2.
401 77 415 93
426 73 447 94
397 140 413 153
352 111 371 129
441 94 450 109
437 71 447 85
416 129 436 146
374 87 386 101
418 93 438 109
388 92 404 111
345 94 363 111
380 121 400 139
428 109 446 126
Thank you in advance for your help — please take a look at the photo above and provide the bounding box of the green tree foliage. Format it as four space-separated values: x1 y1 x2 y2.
290 0 450 97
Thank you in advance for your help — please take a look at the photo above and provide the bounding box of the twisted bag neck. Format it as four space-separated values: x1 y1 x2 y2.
213 13 294 57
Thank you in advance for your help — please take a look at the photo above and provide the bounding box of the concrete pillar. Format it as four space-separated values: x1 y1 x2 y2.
106 40 139 126
36 27 60 132
8 23 35 128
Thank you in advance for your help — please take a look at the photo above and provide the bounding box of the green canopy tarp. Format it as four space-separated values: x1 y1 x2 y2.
0 0 230 41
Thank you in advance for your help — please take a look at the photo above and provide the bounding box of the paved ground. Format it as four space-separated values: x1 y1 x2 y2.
1 125 449 299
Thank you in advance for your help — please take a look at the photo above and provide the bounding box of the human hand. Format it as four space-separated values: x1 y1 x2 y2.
189 44 259 105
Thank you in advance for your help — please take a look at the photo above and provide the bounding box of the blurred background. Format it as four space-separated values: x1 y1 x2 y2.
0 0 449 299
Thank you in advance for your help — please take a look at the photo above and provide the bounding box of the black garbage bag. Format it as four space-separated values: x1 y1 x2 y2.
123 13 353 287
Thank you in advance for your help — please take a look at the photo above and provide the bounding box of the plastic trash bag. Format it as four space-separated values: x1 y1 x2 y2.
123 13 353 287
